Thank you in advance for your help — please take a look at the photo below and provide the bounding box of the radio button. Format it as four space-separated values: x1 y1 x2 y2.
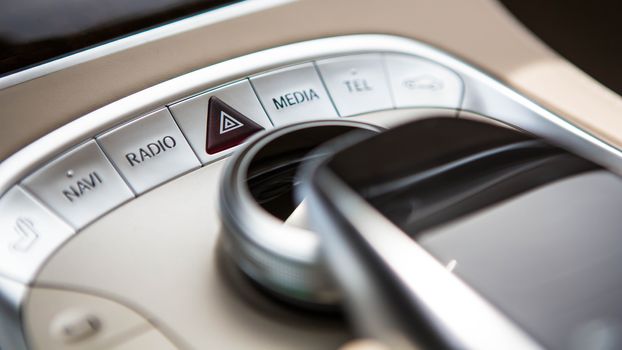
0 186 74 283
250 63 338 125
385 54 463 109
22 140 134 229
316 54 393 116
97 108 200 194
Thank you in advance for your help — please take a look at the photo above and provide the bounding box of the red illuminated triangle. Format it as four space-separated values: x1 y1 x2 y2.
219 111 243 134
206 96 264 155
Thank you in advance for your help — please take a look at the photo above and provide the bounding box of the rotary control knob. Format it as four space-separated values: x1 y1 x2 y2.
219 120 381 308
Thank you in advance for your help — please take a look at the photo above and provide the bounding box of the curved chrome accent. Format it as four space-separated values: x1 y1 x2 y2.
220 120 382 306
0 0 295 90
304 169 543 349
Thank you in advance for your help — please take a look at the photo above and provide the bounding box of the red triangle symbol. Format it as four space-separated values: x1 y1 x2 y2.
206 97 264 155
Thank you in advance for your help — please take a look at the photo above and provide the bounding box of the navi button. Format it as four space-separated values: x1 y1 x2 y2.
22 140 134 229
250 62 338 125
169 80 272 164
385 54 463 109
0 186 74 283
97 108 200 194
316 54 393 116
206 97 264 154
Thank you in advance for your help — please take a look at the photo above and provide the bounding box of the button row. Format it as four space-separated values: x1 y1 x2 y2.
0 52 462 284
247 53 463 121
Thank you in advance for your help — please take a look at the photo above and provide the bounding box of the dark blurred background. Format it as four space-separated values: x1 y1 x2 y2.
500 0 622 94
0 0 234 77
0 0 620 96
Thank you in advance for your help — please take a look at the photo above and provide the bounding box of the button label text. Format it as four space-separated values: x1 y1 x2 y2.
272 89 320 110
125 136 177 167
62 171 103 202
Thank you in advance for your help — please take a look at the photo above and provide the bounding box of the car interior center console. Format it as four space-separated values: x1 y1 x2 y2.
2 4 622 349
0 35 619 348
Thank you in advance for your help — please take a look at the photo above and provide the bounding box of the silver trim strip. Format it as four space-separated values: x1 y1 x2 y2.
0 275 28 350
220 120 382 306
0 0 295 90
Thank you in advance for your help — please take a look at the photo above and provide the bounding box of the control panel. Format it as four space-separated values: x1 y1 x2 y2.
0 51 465 283
0 35 619 350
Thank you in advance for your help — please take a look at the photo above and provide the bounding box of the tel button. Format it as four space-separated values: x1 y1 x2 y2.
316 54 393 116
206 97 264 154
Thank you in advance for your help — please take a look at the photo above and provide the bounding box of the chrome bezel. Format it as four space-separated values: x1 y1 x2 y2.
219 119 382 306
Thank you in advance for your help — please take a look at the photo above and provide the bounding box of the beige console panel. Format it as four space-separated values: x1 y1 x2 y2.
26 109 450 349
2 0 622 161
31 159 351 350
25 288 174 350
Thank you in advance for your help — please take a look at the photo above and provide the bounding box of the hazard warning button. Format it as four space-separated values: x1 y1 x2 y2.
206 96 264 154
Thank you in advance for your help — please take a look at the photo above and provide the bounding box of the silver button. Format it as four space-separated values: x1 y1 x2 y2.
0 186 74 283
22 141 134 229
169 80 272 164
97 108 200 194
250 63 338 125
316 54 393 116
385 54 463 109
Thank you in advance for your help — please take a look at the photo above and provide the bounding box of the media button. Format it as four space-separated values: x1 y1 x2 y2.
250 63 338 125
